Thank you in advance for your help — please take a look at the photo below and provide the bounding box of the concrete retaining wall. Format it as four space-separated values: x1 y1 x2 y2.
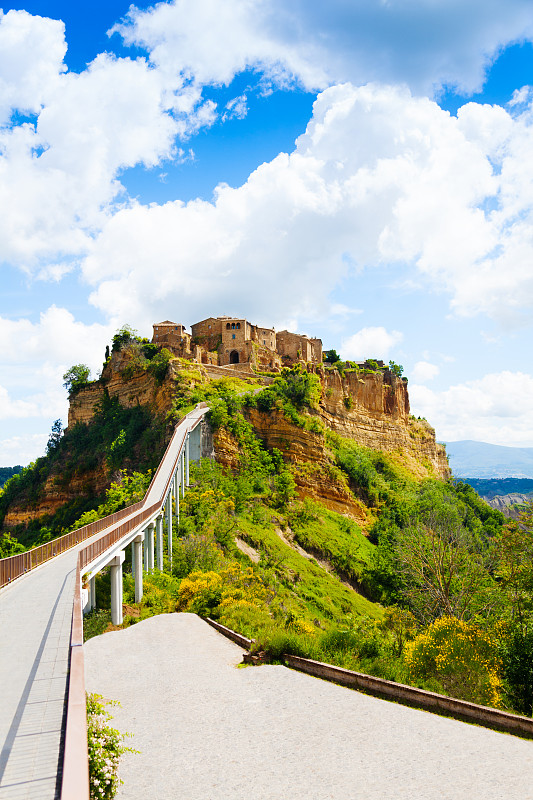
203 617 533 739
204 618 254 650
284 654 533 739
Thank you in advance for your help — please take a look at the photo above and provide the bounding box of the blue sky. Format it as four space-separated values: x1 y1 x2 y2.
1 0 533 465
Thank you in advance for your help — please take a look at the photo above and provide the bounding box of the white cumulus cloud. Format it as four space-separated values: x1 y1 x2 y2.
409 371 533 446
76 82 533 330
115 0 533 96
411 361 440 382
340 327 403 361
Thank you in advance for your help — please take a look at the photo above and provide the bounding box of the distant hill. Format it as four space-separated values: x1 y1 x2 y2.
0 466 23 488
462 477 533 498
445 440 533 479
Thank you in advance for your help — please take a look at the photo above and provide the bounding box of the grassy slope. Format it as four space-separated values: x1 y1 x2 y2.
237 514 382 623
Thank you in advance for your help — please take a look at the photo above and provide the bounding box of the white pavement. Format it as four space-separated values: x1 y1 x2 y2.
0 500 144 800
85 613 533 800
0 549 78 800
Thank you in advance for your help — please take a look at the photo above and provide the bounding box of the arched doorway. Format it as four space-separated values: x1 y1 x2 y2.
230 350 239 364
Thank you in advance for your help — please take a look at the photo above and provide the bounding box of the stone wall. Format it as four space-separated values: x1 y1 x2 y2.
276 330 322 364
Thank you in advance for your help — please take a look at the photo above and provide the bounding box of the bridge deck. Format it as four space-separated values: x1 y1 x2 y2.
0 549 77 799
85 613 533 800
0 501 147 800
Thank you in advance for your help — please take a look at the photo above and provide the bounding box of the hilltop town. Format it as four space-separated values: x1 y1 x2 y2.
152 315 323 371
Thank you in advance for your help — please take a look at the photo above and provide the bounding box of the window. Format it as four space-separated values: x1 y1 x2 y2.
236 322 241 329
232 334 236 339
226 323 231 330
232 323 236 329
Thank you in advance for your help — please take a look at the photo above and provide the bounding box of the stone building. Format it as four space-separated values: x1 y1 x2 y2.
152 315 322 371
276 330 322 365
152 321 188 348
191 316 279 368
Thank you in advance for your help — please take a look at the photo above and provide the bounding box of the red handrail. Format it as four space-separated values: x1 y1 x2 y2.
0 408 207 588
58 406 208 800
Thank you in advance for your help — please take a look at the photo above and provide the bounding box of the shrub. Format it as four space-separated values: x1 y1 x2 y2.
87 693 135 799
500 626 533 715
63 364 91 395
405 616 502 707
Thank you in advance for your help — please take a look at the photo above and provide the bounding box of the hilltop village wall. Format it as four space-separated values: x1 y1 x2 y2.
152 316 322 371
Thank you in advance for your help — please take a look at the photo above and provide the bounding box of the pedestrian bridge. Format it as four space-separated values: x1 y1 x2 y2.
0 405 211 799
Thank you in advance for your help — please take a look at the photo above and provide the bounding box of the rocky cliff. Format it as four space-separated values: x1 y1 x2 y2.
3 354 448 534
67 349 177 428
213 367 449 522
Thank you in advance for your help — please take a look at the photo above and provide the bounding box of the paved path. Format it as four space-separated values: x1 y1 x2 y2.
85 613 533 800
0 549 77 800
0 501 143 800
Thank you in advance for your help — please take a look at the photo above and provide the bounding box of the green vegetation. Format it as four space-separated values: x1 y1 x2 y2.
6 339 530 715
388 360 404 377
0 394 165 548
87 693 136 799
0 465 23 488
63 364 91 395
79 373 533 712
323 349 340 364
111 324 140 353
69 470 152 531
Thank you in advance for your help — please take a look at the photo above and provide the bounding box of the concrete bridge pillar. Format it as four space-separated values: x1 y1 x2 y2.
166 490 173 562
189 422 202 462
133 533 144 603
146 523 155 571
88 575 96 610
110 550 125 626
156 514 164 570
181 452 186 497
185 435 190 486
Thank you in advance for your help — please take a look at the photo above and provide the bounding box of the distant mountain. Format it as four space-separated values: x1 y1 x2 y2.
445 440 533 479
0 466 23 488
463 477 533 498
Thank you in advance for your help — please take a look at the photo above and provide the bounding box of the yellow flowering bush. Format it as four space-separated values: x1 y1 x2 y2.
177 565 272 618
177 571 223 612
405 615 502 707
284 609 316 636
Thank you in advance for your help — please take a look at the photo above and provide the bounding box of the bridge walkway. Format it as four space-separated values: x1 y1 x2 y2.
0 492 166 800
85 613 533 800
0 406 208 798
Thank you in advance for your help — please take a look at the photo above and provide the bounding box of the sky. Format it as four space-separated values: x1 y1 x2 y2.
1 0 533 465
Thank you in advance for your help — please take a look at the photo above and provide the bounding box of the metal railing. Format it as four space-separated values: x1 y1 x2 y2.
0 406 207 589
59 407 209 799
0 501 145 589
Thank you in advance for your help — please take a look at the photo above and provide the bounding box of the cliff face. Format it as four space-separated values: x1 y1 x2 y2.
214 368 449 522
4 356 448 533
3 464 110 528
319 370 449 479
68 349 176 428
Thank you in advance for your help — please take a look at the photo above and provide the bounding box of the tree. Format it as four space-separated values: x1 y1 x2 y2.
495 503 533 628
395 485 495 623
46 419 63 455
112 324 139 353
500 625 533 715
323 349 340 364
63 365 91 395
388 360 404 378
